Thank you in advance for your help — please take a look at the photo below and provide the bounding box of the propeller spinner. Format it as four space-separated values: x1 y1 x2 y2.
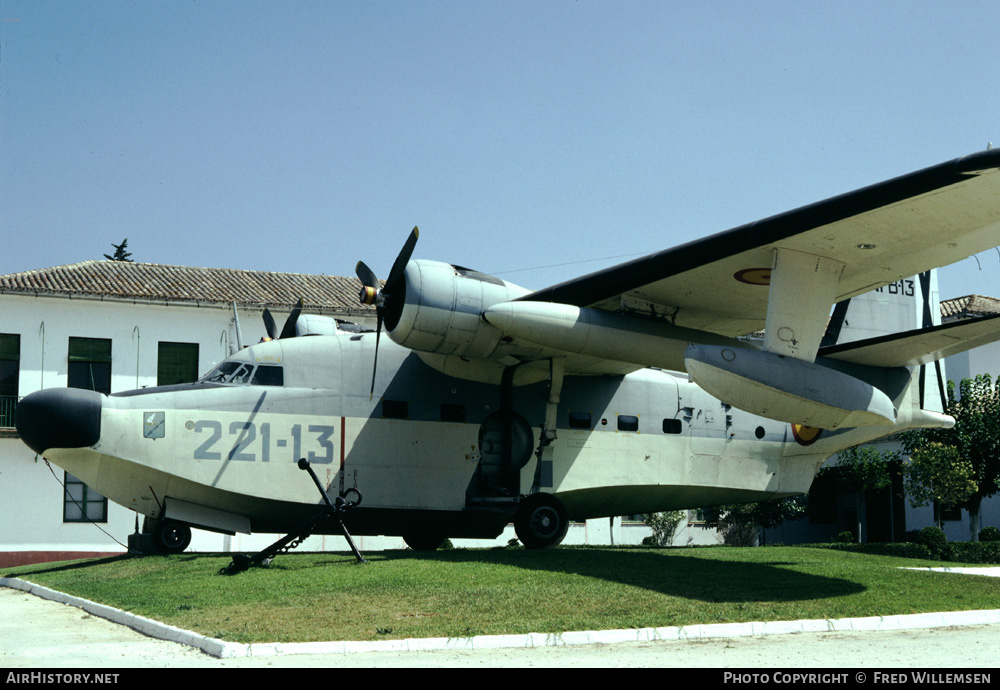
356 226 419 398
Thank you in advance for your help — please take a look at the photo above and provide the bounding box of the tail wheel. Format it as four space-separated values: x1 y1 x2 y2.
153 519 192 555
514 493 569 549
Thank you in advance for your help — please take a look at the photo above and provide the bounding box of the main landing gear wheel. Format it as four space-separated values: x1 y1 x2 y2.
403 531 448 551
152 519 192 555
514 493 569 549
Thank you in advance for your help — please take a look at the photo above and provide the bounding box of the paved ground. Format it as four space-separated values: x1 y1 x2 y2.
3 586 1000 668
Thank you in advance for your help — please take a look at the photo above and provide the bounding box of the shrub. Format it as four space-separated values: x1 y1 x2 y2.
979 526 1000 542
835 531 855 543
913 526 950 560
643 511 686 547
949 541 1000 564
720 520 760 547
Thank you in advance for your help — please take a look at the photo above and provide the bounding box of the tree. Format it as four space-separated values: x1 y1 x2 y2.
817 445 899 542
701 496 807 546
901 375 1000 540
104 238 134 262
902 441 978 529
643 511 686 546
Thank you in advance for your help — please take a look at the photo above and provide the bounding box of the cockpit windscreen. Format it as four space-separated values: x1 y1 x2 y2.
200 362 284 386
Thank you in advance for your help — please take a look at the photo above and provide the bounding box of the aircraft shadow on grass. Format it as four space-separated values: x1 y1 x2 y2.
314 548 866 603
5 549 864 605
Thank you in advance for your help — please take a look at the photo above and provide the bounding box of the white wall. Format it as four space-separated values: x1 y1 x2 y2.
0 292 299 556
0 292 281 395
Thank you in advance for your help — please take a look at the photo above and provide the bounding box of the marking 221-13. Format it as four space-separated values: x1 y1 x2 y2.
190 420 336 463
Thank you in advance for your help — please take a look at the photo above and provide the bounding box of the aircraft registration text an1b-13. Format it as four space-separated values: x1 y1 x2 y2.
14 150 1000 567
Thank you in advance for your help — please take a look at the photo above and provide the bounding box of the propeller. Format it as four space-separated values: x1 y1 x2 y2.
262 297 304 341
356 226 419 399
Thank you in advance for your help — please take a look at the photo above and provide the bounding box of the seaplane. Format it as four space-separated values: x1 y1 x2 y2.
14 150 1000 568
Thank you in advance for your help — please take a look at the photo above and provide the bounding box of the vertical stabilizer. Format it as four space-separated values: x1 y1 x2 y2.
822 271 946 412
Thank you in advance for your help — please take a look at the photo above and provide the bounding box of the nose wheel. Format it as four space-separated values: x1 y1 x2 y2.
514 493 569 549
152 519 192 555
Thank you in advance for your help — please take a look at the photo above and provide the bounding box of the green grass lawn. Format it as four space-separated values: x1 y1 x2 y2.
5 546 1000 644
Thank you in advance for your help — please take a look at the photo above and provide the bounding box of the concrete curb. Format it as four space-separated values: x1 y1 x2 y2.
5 576 1000 659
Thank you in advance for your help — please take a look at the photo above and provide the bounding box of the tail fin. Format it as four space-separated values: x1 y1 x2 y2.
822 271 940 346
821 270 947 412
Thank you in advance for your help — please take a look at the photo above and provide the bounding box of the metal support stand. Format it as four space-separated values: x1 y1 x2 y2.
220 459 366 575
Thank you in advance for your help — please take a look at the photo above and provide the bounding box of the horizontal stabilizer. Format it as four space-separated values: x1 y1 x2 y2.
819 313 1000 367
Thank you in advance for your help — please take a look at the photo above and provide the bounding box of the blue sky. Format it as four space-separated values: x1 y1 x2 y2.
2 1 999 300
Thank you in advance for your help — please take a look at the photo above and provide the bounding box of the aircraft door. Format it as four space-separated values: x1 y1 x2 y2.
466 410 533 506
690 390 727 456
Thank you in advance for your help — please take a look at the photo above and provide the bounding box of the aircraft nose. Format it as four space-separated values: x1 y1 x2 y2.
15 388 103 455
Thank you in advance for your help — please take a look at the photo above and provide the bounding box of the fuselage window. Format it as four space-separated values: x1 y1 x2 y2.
568 411 592 429
617 414 639 432
383 399 409 419
252 365 284 386
662 418 682 434
440 403 465 423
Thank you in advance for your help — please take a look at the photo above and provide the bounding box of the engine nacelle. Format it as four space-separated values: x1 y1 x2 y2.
386 260 531 358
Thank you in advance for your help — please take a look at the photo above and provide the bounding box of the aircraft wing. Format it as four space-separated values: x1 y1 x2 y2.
518 150 1000 339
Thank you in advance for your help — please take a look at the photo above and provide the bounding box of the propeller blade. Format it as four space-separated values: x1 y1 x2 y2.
279 298 304 339
355 261 379 289
358 227 419 399
370 310 383 400
262 308 278 340
386 226 419 290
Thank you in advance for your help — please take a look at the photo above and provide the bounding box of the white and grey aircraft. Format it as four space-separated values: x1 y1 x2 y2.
15 151 1000 559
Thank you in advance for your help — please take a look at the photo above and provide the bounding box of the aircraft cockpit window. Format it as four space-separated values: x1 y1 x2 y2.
251 365 284 386
228 363 255 384
200 361 274 385
201 362 242 383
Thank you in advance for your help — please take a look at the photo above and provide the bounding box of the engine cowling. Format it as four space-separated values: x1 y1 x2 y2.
386 260 531 358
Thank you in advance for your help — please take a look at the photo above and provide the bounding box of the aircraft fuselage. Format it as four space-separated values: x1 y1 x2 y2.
21 330 903 545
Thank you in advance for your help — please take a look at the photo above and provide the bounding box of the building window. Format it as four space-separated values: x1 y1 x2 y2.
63 472 108 523
0 333 19 429
157 342 199 386
934 502 962 523
68 337 112 394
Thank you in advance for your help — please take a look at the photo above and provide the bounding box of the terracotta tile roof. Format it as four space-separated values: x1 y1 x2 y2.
0 260 374 314
940 294 1000 320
